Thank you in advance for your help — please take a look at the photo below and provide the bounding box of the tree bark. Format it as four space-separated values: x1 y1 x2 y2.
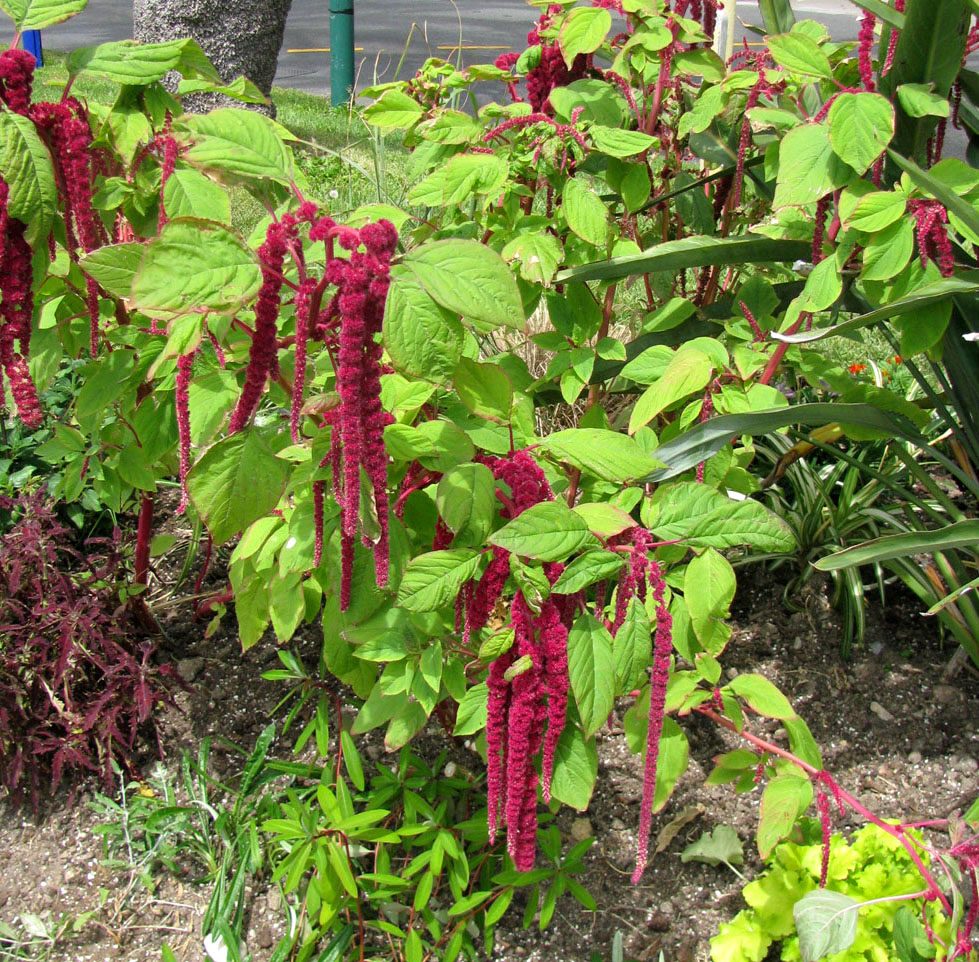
132 0 293 115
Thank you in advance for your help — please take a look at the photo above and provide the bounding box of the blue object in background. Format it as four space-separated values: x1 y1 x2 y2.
23 30 43 67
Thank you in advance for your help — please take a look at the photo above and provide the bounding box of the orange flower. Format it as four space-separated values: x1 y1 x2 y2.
849 363 866 374
892 355 903 365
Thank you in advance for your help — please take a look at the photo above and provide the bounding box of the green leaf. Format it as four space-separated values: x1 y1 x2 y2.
774 123 855 208
766 33 833 78
453 682 488 736
684 549 736 655
397 549 482 612
860 217 913 281
827 93 895 174
489 501 595 562
814 519 979 570
78 242 144 299
572 502 636 537
549 726 598 810
558 6 612 67
557 235 810 284
896 83 951 118
385 701 429 751
562 176 608 247
646 403 924 481
181 108 293 186
727 674 795 720
163 167 231 223
363 88 424 128
408 152 508 207
758 0 795 33
404 239 525 330
437 462 497 547
681 825 744 867
793 890 860 962
539 428 663 481
613 596 651 694
648 482 796 552
589 125 659 158
888 149 979 241
551 549 626 594
845 190 907 232
629 349 713 434
568 614 615 738
130 218 261 318
383 265 464 385
849 0 904 28
187 429 288 545
757 775 812 858
1 0 86 30
785 716 823 769
502 232 563 285
0 110 58 246
68 37 217 84
454 358 513 423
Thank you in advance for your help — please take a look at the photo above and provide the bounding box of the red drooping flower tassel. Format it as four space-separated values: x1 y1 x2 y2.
228 219 294 433
909 199 955 277
812 195 830 265
290 277 316 443
0 49 35 115
857 14 876 91
175 350 196 513
632 561 674 884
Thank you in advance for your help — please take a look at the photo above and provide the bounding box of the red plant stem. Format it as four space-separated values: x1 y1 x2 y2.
694 705 953 914
758 312 809 386
196 585 234 617
193 535 214 599
133 493 155 588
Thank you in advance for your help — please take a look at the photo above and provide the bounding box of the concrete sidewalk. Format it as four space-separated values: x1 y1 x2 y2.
34 0 863 98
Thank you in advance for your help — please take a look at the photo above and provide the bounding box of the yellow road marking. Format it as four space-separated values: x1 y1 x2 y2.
437 44 512 50
287 47 365 53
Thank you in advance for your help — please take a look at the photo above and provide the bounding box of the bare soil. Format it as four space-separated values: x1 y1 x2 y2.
3 564 978 962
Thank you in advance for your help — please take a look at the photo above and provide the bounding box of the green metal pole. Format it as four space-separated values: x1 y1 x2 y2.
330 0 354 106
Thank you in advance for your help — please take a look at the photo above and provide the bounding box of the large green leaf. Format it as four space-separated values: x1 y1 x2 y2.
827 93 895 174
549 726 598 811
629 349 714 433
0 110 58 246
813 520 979 571
489 501 596 561
882 0 970 163
130 218 261 317
403 239 525 331
68 37 219 84
773 271 979 343
757 775 812 858
645 403 924 481
397 549 482 611
1 0 85 30
79 243 145 299
538 428 663 481
793 891 860 962
180 108 293 186
774 123 855 208
568 614 615 739
555 236 810 284
187 430 288 545
758 0 795 34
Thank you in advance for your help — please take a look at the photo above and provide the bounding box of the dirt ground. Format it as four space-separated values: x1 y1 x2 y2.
2 561 978 962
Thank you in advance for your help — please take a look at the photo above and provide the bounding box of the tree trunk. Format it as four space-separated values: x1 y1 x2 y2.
132 0 293 115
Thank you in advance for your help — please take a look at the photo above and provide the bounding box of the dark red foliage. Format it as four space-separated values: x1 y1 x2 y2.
0 48 35 115
0 492 177 811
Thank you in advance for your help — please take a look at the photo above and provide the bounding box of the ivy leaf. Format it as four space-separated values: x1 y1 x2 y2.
793 890 859 962
568 614 615 738
681 825 745 867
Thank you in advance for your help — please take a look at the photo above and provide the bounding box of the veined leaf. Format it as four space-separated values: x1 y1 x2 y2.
0 110 58 246
556 235 810 284
568 614 615 738
794 890 860 962
490 501 596 561
1 0 86 30
539 428 664 481
397 549 482 611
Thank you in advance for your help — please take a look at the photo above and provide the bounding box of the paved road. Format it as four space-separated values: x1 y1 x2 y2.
37 0 863 97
